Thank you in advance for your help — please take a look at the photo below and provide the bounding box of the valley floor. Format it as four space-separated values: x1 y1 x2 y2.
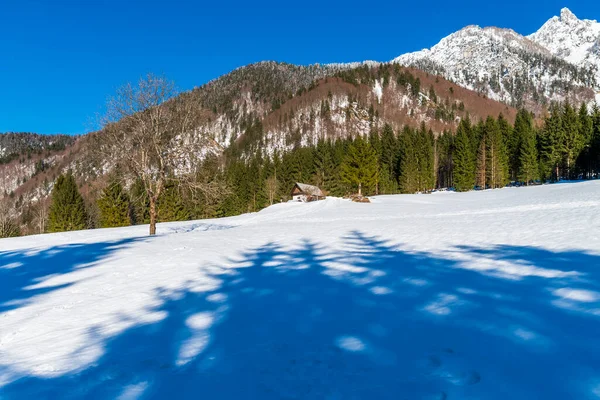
1 181 600 399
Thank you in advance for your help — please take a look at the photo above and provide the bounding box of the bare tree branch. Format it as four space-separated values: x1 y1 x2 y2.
92 74 227 235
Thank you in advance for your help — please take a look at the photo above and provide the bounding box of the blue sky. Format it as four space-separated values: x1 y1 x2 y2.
1 0 598 135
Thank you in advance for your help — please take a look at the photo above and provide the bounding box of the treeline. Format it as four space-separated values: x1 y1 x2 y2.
2 102 600 237
0 133 75 165
219 102 600 208
95 101 600 226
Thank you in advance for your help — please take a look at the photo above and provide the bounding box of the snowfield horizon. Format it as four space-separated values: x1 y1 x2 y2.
1 181 600 399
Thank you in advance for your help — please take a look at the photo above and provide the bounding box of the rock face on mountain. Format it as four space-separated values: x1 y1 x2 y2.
528 8 600 88
173 62 514 157
393 8 599 109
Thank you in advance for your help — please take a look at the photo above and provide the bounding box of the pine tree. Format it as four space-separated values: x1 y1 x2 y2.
130 178 150 224
97 178 131 228
328 139 350 196
453 119 476 191
476 132 487 189
539 105 562 181
416 124 435 191
48 172 88 232
485 116 509 188
519 124 539 185
314 139 335 191
398 127 418 193
380 124 399 193
428 85 437 104
158 182 191 222
591 105 600 174
561 102 585 179
510 110 530 180
576 102 594 178
436 131 454 189
368 128 382 194
340 136 379 196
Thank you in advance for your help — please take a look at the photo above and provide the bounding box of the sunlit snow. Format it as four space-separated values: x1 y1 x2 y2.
1 181 600 399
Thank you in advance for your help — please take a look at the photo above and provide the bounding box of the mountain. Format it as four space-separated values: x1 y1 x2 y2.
0 61 519 235
528 8 600 84
1 180 600 398
0 133 75 165
393 8 599 109
163 61 515 155
0 133 76 197
3 7 599 235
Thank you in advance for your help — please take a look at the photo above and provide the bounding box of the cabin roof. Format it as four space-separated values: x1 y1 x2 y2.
294 182 324 197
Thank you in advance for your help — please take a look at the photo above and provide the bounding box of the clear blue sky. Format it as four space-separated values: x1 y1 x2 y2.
1 0 598 135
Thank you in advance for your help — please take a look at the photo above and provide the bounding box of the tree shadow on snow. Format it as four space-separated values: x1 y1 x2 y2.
1 232 600 399
0 237 147 313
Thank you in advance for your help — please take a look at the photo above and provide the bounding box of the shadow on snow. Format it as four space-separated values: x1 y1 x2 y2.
0 237 147 313
1 232 600 399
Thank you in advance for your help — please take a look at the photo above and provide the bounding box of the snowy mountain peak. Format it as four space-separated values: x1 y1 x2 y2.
528 8 600 68
393 8 599 108
559 7 578 23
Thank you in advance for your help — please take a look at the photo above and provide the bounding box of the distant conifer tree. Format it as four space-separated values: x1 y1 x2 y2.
485 116 509 188
158 183 190 222
398 127 419 193
453 119 476 191
97 177 131 228
340 136 379 196
519 126 539 185
48 172 87 232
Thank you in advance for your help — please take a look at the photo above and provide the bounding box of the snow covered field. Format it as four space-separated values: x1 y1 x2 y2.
1 181 600 399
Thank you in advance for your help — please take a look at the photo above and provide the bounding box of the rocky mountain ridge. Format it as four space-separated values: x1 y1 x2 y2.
393 8 599 109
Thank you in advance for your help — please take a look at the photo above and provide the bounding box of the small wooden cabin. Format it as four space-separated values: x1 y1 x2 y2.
291 182 325 202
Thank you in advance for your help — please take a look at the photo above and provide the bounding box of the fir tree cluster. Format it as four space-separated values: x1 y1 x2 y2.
32 103 600 235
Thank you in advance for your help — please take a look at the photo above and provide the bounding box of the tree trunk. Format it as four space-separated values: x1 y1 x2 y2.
149 196 157 236
358 182 362 197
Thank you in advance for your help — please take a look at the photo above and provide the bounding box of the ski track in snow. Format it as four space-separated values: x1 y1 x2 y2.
1 181 600 399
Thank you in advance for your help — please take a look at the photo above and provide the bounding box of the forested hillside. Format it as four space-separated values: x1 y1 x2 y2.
0 62 521 236
0 133 74 165
1 57 599 238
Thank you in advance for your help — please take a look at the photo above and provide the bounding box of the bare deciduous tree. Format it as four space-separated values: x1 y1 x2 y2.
94 74 221 235
34 200 48 235
33 179 52 234
265 176 279 205
0 200 20 238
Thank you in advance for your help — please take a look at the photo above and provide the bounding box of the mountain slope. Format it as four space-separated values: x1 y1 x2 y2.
0 133 75 165
1 181 600 398
392 8 599 109
0 61 519 235
528 7 600 103
138 62 517 156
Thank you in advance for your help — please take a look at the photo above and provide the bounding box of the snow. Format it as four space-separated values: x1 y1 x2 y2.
373 79 383 104
391 8 600 106
528 8 600 85
1 181 600 399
